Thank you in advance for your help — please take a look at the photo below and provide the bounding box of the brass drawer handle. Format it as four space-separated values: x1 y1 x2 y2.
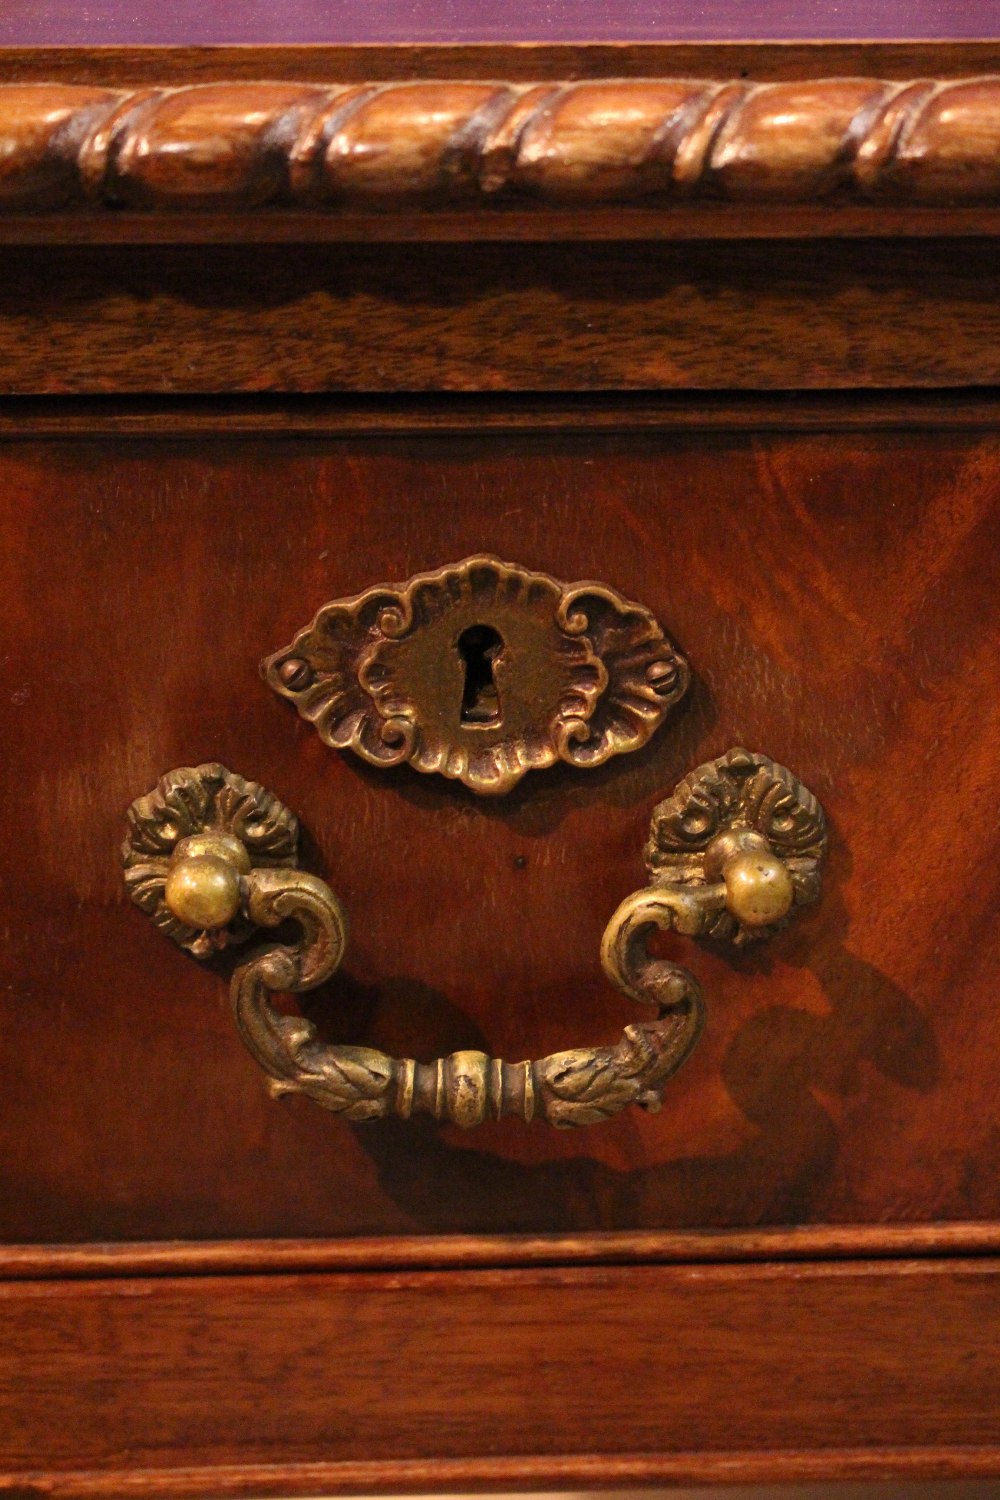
123 750 825 1129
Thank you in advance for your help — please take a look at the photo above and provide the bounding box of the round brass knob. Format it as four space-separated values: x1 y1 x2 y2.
722 850 794 928
165 855 241 930
164 840 245 931
166 864 242 930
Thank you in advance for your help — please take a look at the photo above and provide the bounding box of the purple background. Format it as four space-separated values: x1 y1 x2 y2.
1 0 999 45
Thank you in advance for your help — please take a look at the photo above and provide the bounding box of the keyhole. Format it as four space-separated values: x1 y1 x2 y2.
458 624 504 726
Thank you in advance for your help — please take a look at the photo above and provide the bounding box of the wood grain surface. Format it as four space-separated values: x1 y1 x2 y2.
2 400 999 1243
2 1259 1000 1494
0 238 998 393
3 42 1000 87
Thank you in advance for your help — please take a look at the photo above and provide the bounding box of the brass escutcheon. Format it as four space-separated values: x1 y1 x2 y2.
261 555 689 795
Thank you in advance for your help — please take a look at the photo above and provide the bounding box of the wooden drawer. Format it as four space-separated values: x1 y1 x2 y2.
3 36 1000 1498
3 403 1000 1243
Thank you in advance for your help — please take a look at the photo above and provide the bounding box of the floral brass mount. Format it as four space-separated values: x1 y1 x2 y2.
123 750 825 1129
261 555 689 796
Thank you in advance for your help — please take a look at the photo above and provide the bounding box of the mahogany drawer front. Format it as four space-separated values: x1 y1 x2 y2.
2 404 997 1244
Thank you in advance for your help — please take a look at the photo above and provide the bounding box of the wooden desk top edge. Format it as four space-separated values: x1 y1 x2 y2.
0 45 999 239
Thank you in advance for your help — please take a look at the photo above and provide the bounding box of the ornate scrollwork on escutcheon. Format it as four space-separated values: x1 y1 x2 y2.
262 555 689 795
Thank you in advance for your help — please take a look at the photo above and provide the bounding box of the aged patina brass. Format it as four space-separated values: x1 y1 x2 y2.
261 555 689 795
637 745 827 946
123 750 825 1129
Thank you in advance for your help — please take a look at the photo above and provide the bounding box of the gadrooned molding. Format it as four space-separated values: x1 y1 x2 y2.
2 76 1000 213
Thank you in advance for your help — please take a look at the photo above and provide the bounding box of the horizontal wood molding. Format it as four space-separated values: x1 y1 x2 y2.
0 237 997 393
8 1450 1000 1498
1 390 1000 438
4 42 1000 87
4 1222 1000 1279
1 74 1000 237
3 1259 1000 1493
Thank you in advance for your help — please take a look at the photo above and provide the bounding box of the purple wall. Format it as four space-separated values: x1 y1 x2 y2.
2 0 999 45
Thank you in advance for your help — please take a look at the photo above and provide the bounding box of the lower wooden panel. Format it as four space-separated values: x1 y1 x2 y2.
3 1257 1000 1495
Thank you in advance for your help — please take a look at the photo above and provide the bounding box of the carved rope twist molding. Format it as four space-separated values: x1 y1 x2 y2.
4 76 1000 211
